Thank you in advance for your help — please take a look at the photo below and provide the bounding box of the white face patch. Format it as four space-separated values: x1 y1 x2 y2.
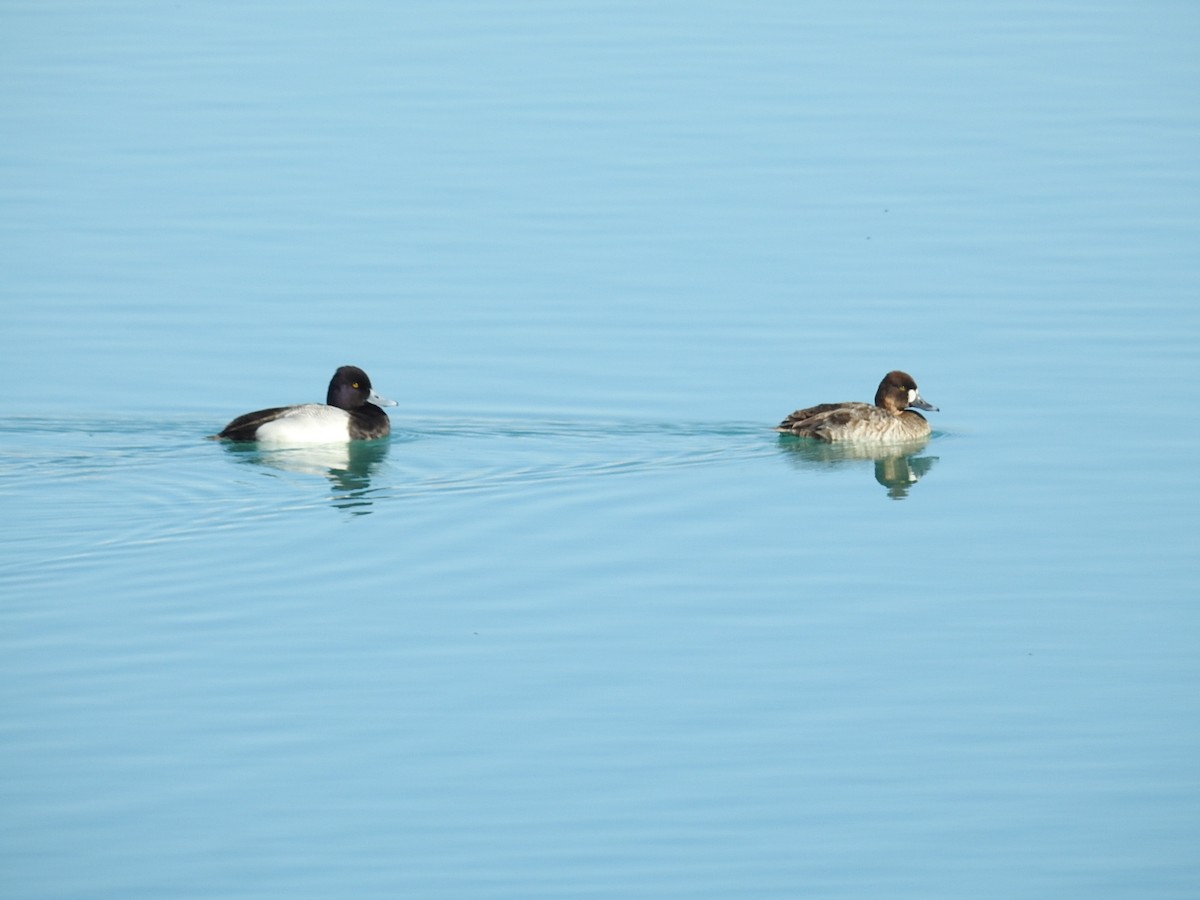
907 388 918 405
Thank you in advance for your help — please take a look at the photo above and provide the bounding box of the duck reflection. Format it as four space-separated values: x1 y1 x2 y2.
777 435 937 499
223 440 390 514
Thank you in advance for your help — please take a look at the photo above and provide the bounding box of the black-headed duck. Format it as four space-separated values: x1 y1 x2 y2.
215 366 397 443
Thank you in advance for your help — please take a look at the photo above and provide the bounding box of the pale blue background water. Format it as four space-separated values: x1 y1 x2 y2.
3 1 1199 897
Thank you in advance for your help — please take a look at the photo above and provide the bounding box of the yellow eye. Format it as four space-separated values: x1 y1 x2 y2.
352 382 360 389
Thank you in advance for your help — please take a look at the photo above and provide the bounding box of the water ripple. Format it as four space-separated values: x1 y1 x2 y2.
0 414 781 567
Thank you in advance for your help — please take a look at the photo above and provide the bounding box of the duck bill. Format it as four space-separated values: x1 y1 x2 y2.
368 389 399 408
909 393 938 412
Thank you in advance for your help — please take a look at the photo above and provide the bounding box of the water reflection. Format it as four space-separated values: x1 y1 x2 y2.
222 440 390 514
777 436 938 499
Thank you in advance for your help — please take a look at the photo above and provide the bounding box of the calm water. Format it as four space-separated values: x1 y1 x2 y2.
3 1 1199 897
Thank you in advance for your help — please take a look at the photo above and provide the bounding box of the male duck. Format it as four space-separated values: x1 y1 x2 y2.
776 371 938 443
215 365 396 443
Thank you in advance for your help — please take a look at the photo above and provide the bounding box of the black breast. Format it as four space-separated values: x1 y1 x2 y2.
347 405 391 440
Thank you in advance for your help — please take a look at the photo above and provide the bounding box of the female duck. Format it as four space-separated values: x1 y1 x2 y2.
776 371 938 443
215 365 397 443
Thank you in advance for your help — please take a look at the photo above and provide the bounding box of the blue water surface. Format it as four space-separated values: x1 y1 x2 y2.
3 1 1199 897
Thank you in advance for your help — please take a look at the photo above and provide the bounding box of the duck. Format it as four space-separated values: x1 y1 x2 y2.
215 365 397 443
776 371 938 443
